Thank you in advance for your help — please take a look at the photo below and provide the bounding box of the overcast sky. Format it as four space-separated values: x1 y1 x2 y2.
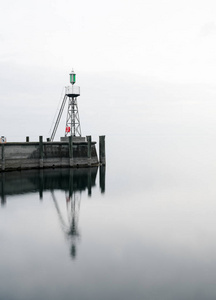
1 0 216 141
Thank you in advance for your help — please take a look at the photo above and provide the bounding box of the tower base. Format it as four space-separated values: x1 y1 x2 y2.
60 136 86 142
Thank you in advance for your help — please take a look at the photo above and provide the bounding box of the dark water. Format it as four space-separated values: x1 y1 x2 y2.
1 135 216 300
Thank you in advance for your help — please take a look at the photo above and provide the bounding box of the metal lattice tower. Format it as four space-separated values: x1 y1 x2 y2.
50 69 81 141
65 70 81 137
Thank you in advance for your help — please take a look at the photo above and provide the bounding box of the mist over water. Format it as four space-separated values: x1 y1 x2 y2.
1 133 216 300
1 0 216 297
1 57 216 300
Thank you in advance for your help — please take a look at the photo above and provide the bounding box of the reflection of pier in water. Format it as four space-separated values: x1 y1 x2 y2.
0 166 105 259
0 166 105 205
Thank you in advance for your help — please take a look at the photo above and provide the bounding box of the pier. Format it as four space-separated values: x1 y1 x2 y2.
0 135 105 172
0 69 106 172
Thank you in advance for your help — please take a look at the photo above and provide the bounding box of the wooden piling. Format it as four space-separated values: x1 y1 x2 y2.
39 136 43 168
1 144 5 171
86 136 92 166
86 136 92 159
69 135 74 167
99 135 106 165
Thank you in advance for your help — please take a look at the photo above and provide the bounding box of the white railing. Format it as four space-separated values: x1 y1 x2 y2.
65 85 80 96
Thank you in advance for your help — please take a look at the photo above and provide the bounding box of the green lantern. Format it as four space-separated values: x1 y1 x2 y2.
70 70 76 85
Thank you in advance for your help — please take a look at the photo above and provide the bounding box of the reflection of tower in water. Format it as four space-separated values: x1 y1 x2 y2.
66 190 81 258
50 166 105 260
52 190 81 259
0 166 105 259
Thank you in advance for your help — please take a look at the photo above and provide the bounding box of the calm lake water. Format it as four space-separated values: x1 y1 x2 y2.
1 134 216 300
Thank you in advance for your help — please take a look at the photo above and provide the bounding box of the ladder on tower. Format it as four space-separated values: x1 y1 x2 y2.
50 94 67 142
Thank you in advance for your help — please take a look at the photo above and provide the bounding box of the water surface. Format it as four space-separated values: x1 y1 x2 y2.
1 135 216 300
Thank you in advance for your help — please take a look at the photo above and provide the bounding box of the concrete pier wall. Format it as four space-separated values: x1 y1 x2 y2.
0 139 100 172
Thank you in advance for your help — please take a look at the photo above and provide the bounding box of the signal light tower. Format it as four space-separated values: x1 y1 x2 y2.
50 69 82 141
65 70 81 137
